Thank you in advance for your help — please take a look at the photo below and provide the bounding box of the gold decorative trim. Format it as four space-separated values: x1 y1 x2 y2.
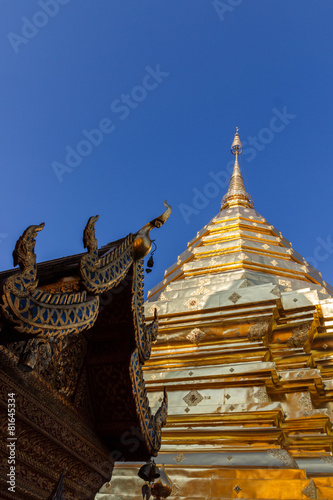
129 349 167 456
266 449 297 468
132 261 159 363
183 389 204 407
186 328 206 344
301 479 316 499
287 323 311 348
298 392 313 411
174 452 186 463
248 319 270 342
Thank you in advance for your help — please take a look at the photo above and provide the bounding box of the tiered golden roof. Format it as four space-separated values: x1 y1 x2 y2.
104 130 333 500
148 130 331 300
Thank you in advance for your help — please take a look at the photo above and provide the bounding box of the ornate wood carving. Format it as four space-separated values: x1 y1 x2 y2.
132 260 159 364
80 215 135 294
129 349 168 456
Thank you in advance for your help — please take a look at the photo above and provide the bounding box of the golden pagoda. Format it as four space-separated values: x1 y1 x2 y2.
106 130 333 499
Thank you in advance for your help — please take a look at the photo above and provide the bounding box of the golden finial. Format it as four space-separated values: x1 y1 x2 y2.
220 128 254 210
231 127 243 155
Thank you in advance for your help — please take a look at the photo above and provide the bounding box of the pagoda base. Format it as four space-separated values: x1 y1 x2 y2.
99 462 333 499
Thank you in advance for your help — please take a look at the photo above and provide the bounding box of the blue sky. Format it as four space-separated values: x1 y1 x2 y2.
1 1 333 294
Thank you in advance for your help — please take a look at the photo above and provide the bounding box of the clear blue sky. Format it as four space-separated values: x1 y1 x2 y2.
1 1 333 294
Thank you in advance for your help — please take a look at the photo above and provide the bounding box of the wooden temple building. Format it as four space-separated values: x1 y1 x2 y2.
108 131 333 499
0 202 171 499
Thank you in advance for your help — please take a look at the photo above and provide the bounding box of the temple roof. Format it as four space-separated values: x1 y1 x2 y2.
0 204 172 497
147 131 333 302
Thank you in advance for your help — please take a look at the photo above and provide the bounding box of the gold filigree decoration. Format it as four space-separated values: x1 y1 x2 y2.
185 298 200 310
298 392 313 411
248 319 270 342
287 323 311 348
254 386 269 403
174 452 186 463
301 480 316 499
266 449 297 468
183 389 204 407
1 224 99 337
186 328 206 344
228 292 241 304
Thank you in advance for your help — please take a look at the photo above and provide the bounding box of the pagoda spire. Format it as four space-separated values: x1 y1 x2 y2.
221 128 254 210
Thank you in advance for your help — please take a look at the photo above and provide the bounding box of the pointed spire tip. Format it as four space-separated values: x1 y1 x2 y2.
231 127 243 155
220 129 254 211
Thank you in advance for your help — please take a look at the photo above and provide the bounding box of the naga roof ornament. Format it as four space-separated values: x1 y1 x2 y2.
1 223 99 336
133 200 172 259
80 201 172 294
